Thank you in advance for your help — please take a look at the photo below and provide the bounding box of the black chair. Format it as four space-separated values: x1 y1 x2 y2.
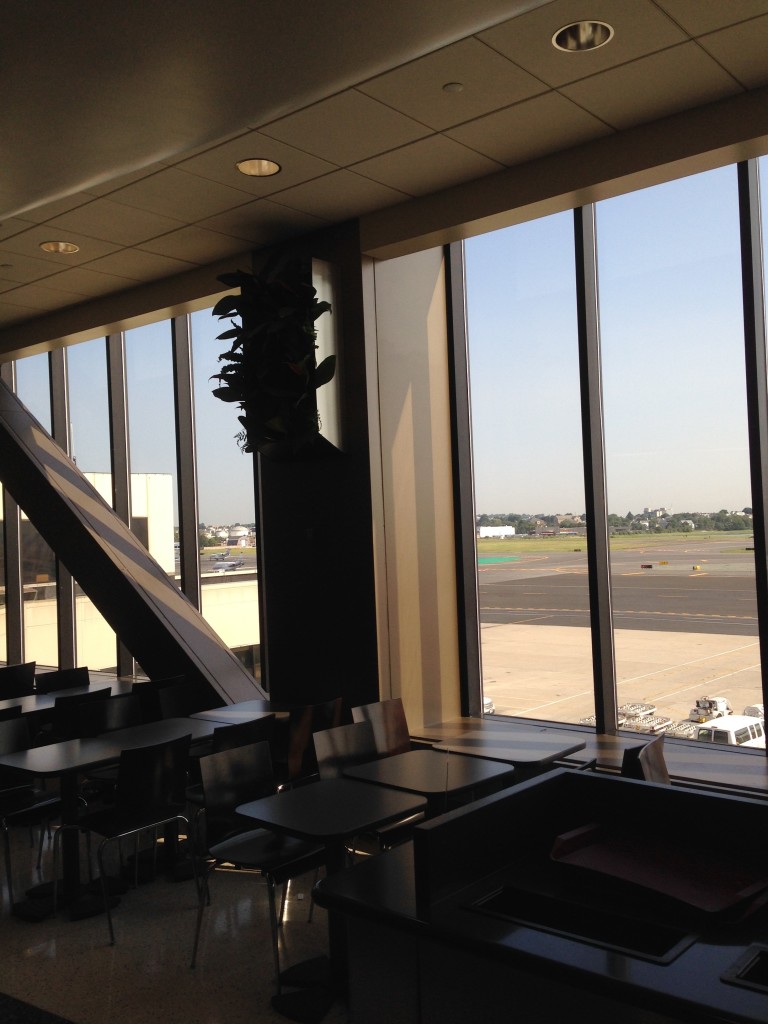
313 721 424 854
132 675 201 722
0 662 36 699
351 697 412 756
0 706 23 722
0 718 61 907
621 734 671 784
186 715 277 816
313 720 378 780
78 694 146 799
42 687 113 743
53 734 196 944
77 692 144 738
191 741 325 991
35 666 90 695
273 697 343 788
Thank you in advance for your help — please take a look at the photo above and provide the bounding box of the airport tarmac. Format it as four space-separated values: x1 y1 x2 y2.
480 622 762 728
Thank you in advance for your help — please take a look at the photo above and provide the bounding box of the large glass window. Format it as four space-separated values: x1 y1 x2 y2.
67 338 117 670
190 308 260 678
599 168 760 738
465 213 592 723
125 322 178 581
14 354 58 665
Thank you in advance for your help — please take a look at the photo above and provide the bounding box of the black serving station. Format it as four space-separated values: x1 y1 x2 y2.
314 768 768 1024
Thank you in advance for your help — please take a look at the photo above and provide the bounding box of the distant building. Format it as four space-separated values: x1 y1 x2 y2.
478 526 516 539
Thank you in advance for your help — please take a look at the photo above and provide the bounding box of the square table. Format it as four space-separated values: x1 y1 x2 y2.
343 748 516 817
190 705 277 725
432 727 586 780
238 778 427 1015
0 716 216 916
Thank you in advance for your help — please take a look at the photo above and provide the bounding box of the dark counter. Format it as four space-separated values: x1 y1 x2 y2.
314 768 768 1024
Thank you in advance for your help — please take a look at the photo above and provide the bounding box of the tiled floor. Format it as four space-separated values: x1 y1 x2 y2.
1 826 349 1024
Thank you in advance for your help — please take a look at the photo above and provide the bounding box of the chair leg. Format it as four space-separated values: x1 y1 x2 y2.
266 876 282 994
307 866 320 923
2 825 13 908
97 838 116 945
190 863 208 969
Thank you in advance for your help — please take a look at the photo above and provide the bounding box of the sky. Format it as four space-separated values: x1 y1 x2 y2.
12 160 768 525
464 163 760 517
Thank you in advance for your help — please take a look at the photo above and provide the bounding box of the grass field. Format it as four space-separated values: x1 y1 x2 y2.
476 530 752 556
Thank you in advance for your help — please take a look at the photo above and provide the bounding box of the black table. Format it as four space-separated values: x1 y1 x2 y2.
343 748 517 816
190 705 278 725
0 677 135 717
0 716 216 916
238 778 427 1018
432 727 586 779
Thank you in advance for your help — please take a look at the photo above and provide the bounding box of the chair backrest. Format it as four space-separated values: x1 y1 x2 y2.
0 661 36 699
0 705 23 721
211 716 275 753
77 692 143 737
351 697 411 756
284 697 343 782
313 720 377 781
0 716 33 756
116 734 192 809
199 740 277 846
131 675 186 722
0 717 34 788
35 666 90 694
621 734 671 784
50 687 112 741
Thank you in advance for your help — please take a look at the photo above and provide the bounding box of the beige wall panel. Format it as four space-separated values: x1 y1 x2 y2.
371 248 460 730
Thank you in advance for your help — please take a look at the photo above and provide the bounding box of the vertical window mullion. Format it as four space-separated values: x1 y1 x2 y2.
171 314 201 609
49 347 76 667
737 159 768 722
106 332 134 678
574 205 618 733
1 361 24 664
445 241 482 717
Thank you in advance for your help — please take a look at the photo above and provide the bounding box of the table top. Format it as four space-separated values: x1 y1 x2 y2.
0 716 216 777
0 678 135 715
432 728 586 765
237 777 427 846
344 748 517 796
190 705 276 724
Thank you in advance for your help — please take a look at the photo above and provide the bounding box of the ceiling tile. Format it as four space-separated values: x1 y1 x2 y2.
46 197 185 247
266 170 408 221
109 167 253 221
446 92 612 166
83 162 171 197
259 91 432 165
352 135 504 196
0 250 66 283
137 226 250 264
0 301 38 326
697 15 768 89
0 281 86 311
561 42 743 130
38 267 137 298
0 218 37 242
83 248 197 282
654 1 768 36
0 225 120 265
479 0 687 88
176 130 337 196
357 37 547 130
198 199 327 244
12 193 94 224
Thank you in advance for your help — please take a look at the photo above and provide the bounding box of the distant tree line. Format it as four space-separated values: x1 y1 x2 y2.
478 509 753 534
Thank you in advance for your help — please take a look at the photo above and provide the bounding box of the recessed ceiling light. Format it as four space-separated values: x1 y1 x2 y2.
552 21 614 52
442 82 464 94
236 158 281 177
39 240 80 254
